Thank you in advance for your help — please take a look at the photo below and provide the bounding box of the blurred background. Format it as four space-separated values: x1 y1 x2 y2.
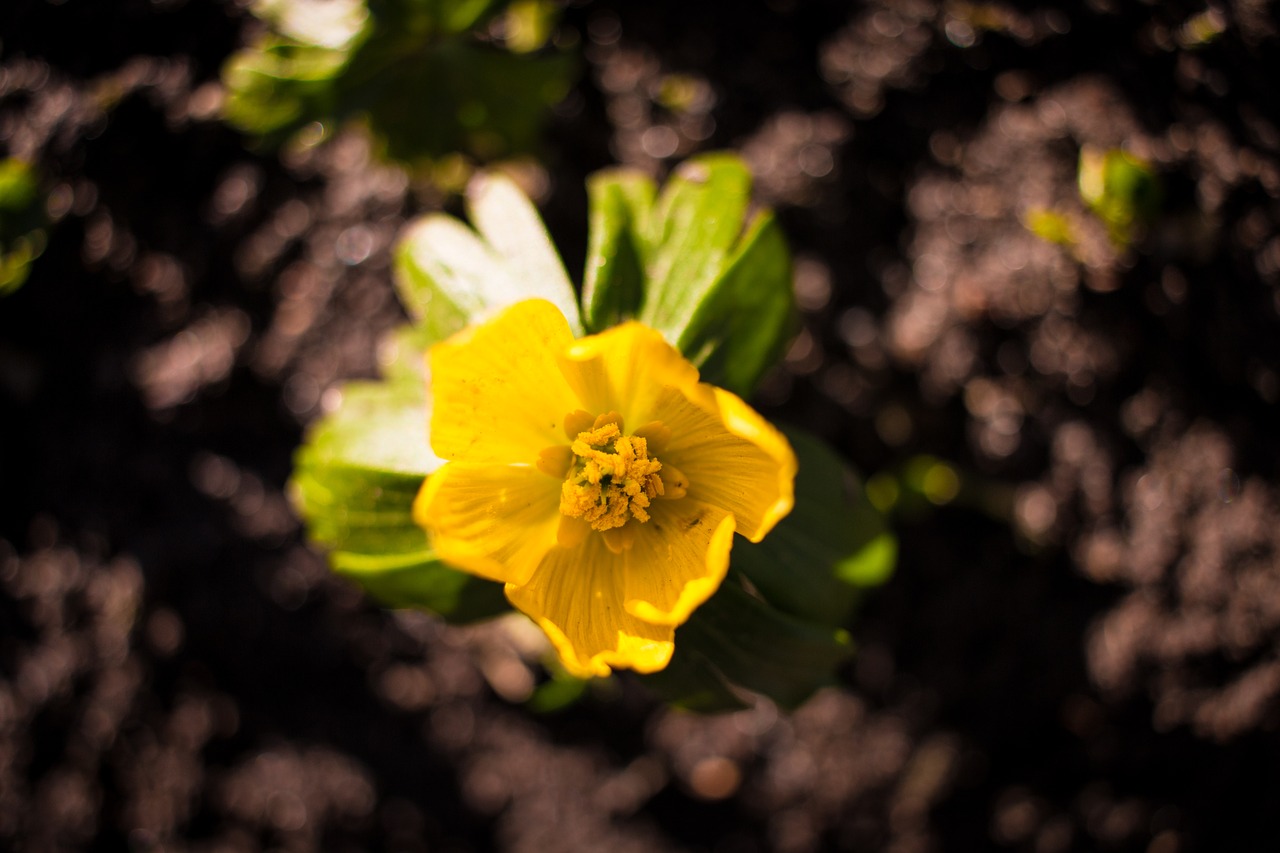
3 0 1280 850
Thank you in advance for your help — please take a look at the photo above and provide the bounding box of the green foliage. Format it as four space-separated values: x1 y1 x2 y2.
581 154 797 398
1078 146 1161 248
394 172 582 340
293 155 896 709
292 379 509 621
222 0 573 169
1024 208 1076 248
0 159 48 296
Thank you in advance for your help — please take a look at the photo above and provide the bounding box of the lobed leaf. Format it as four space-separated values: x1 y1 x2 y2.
581 168 656 332
221 0 573 166
676 210 796 398
637 154 753 338
580 153 797 398
394 175 583 344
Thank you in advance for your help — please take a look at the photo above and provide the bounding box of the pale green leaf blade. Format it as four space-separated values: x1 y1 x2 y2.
333 551 508 623
393 214 522 343
465 173 581 333
292 379 507 622
304 381 441 477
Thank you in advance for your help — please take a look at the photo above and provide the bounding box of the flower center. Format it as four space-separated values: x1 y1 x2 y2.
537 411 690 553
560 419 664 531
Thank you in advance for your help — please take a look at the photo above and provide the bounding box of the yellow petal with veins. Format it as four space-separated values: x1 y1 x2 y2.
505 536 675 677
414 462 560 586
430 299 579 465
653 384 796 543
622 500 736 626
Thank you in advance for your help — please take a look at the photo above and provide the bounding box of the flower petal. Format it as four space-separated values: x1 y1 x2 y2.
655 384 796 542
430 299 580 464
505 536 675 677
622 500 736 626
414 462 560 586
557 321 700 429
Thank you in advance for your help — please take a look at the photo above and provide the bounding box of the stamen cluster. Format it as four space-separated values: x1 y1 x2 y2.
561 420 664 530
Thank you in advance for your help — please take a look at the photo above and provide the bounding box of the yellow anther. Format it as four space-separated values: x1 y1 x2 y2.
536 445 575 478
563 409 596 440
593 411 625 433
601 524 637 554
658 463 688 500
632 421 672 455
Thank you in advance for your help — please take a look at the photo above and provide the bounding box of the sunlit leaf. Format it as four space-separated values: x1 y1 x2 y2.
394 174 582 344
676 210 796 397
292 380 507 621
581 168 655 333
637 154 753 338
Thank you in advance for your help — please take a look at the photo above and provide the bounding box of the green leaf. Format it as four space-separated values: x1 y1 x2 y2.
0 159 47 297
580 168 655 332
637 154 753 338
676 210 796 397
638 429 895 710
222 37 354 139
335 552 508 623
292 379 508 621
432 0 508 34
1077 146 1161 248
637 643 746 712
222 0 573 166
394 176 581 344
346 41 573 167
465 173 581 333
303 380 440 476
0 159 38 212
595 152 797 398
653 574 853 710
394 215 509 342
732 428 897 628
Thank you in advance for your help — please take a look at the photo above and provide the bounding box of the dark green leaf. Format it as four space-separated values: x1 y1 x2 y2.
526 672 590 713
222 0 573 165
658 574 853 710
598 152 797 398
676 210 796 397
637 643 747 712
732 428 897 628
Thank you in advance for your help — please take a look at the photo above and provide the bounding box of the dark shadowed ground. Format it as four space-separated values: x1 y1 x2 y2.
3 0 1280 850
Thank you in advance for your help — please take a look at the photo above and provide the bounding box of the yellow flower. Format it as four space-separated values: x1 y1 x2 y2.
413 299 797 677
